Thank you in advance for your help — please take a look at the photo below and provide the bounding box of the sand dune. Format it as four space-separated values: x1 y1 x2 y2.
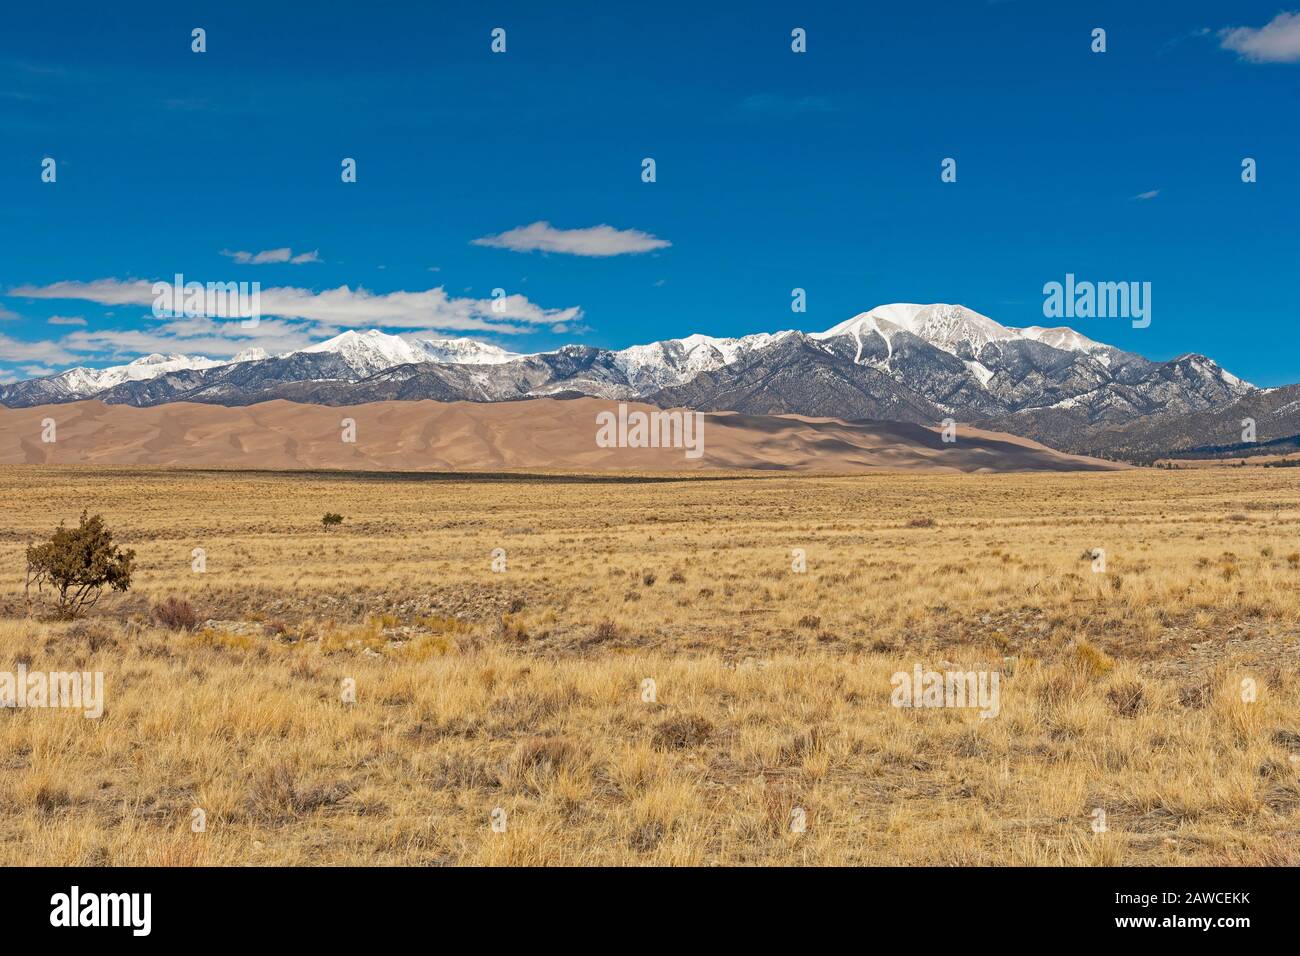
0 397 1126 473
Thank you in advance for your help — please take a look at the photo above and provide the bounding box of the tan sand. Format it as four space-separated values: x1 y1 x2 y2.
0 397 1127 473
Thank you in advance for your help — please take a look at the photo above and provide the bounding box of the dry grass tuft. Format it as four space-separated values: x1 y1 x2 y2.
151 596 197 631
652 714 714 750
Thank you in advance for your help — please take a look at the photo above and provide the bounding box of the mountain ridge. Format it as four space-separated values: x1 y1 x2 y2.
0 303 1255 459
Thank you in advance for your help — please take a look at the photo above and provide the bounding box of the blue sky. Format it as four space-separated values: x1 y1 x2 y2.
2 1 1298 384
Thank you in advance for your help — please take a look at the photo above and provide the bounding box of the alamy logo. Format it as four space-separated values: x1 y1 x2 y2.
50 886 151 936
890 664 1000 719
0 665 103 718
1042 273 1150 329
151 272 261 327
595 403 705 460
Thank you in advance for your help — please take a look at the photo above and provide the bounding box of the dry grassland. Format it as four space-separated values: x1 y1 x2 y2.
0 465 1297 865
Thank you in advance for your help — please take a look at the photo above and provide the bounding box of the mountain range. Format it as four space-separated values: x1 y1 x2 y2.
0 304 1266 459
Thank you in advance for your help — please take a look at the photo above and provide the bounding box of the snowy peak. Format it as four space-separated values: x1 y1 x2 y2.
74 353 221 389
611 330 791 391
673 330 793 365
129 352 191 367
813 303 1019 358
1018 326 1112 354
301 329 430 375
1168 353 1251 389
816 304 1124 362
302 329 522 373
416 337 521 365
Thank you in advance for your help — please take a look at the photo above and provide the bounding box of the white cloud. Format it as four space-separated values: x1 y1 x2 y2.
0 306 18 320
9 279 154 308
9 278 581 333
47 315 87 326
1133 190 1160 200
472 221 671 257
1220 12 1300 63
0 333 78 364
56 317 335 360
220 247 321 265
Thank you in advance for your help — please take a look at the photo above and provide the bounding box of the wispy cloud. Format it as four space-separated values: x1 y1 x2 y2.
47 315 86 326
54 317 333 361
0 333 78 364
9 278 582 336
0 305 17 320
1157 27 1211 56
472 222 670 257
1133 189 1160 201
220 247 321 265
1220 11 1300 63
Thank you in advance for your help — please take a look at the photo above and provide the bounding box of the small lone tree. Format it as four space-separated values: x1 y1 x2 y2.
25 510 135 619
322 512 344 531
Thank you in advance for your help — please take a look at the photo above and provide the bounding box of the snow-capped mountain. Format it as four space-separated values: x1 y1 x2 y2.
416 337 521 366
812 304 1121 366
301 330 432 377
656 304 1252 449
0 333 519 405
0 304 1258 458
68 353 226 389
1018 325 1115 359
1 353 229 406
609 331 792 392
303 330 524 375
812 303 1021 357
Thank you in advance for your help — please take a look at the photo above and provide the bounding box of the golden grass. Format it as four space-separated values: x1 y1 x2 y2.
0 465 1297 865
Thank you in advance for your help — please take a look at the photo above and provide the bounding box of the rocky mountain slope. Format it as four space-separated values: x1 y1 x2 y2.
1061 383 1300 461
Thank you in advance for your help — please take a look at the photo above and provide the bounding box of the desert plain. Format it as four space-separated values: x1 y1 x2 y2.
0 464 1297 865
